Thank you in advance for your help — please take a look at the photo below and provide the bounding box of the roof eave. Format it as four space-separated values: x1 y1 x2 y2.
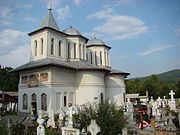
28 27 68 36
86 44 111 49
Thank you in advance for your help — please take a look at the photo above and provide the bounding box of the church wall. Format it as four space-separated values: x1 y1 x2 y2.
75 71 105 105
105 74 126 106
46 29 67 61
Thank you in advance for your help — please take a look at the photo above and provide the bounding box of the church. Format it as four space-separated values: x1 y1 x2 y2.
12 8 129 114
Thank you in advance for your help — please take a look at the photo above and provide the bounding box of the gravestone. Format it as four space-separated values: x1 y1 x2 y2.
152 101 157 117
168 90 176 111
87 120 100 135
126 98 134 121
166 112 176 131
61 104 80 135
47 109 55 128
58 108 64 128
37 110 45 135
157 97 162 107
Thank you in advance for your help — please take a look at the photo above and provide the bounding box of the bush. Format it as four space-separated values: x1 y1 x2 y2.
0 120 9 135
73 100 126 135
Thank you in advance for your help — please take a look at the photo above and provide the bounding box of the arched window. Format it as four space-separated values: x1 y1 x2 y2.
86 53 88 61
90 52 93 64
32 93 37 102
95 52 97 65
69 92 74 104
67 42 70 59
59 40 61 56
107 53 109 66
23 94 28 110
100 51 102 65
41 38 43 55
104 52 106 66
74 43 76 58
64 92 67 107
83 45 85 59
41 93 47 111
56 92 61 111
51 38 54 55
79 44 81 59
34 40 37 56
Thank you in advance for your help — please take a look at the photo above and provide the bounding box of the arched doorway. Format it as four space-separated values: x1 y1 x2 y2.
31 93 37 115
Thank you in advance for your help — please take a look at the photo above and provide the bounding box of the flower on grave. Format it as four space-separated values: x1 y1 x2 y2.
48 126 52 129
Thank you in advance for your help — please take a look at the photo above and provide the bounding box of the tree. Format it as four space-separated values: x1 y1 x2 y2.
73 101 126 135
0 66 19 91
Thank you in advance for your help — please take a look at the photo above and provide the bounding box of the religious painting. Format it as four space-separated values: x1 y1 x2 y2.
40 72 48 81
28 74 39 88
21 75 28 84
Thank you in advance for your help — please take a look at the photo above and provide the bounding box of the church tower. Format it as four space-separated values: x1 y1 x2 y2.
28 8 67 62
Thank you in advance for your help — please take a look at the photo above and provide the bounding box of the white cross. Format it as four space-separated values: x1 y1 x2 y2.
127 98 130 103
169 90 175 100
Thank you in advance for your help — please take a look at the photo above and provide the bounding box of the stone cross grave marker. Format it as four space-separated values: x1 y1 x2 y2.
166 112 176 131
87 120 100 135
169 90 175 101
37 110 45 135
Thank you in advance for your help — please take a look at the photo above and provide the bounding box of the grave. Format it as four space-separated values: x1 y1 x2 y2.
37 110 45 135
87 120 100 135
168 90 176 111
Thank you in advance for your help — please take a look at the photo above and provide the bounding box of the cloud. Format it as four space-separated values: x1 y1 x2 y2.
87 7 113 19
0 7 14 19
56 6 70 20
0 29 28 55
24 16 37 22
87 8 148 40
83 32 104 38
0 45 30 68
137 45 174 56
73 0 82 6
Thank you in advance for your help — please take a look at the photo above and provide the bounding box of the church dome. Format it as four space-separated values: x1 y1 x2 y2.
86 38 111 49
63 26 82 35
86 38 106 46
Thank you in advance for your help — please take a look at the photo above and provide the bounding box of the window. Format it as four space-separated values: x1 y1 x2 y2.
79 44 81 58
67 42 70 59
41 93 47 111
86 53 88 61
59 40 61 56
95 52 97 65
31 93 37 102
41 38 43 55
23 94 28 110
51 38 54 55
100 93 104 103
34 40 37 56
90 52 93 64
56 92 61 110
83 45 85 59
104 52 106 65
107 53 109 66
64 92 67 106
100 52 102 65
74 43 76 58
69 92 73 104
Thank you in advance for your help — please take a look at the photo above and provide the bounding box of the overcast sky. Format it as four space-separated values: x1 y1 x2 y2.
0 0 179 78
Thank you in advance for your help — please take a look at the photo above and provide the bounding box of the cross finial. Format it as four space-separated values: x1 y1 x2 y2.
48 4 52 10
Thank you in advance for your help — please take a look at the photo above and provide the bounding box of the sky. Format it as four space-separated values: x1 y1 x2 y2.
0 0 180 78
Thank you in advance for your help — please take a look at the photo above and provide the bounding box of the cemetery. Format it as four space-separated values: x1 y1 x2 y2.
0 89 180 135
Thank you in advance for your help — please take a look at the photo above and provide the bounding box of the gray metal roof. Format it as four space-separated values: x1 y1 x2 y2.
39 9 60 31
63 26 82 35
11 58 129 76
86 38 106 46
86 38 111 49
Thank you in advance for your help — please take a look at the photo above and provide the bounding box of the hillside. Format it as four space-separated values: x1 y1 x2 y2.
134 69 180 84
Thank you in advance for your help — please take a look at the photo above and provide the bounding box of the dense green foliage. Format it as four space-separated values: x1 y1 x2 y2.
0 65 19 91
73 101 126 135
126 74 180 98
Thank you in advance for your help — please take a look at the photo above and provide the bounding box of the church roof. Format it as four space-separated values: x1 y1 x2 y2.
39 8 60 31
63 26 82 36
11 59 129 76
86 38 111 49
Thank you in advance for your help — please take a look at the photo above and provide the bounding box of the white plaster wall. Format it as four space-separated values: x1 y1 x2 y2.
105 74 126 106
75 71 105 105
87 46 110 67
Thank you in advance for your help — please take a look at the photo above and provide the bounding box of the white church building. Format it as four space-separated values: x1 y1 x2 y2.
12 9 129 114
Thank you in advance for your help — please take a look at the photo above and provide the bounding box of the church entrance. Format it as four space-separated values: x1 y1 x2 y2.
31 94 37 115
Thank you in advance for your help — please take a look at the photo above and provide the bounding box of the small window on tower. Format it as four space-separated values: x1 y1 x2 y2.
51 38 54 55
